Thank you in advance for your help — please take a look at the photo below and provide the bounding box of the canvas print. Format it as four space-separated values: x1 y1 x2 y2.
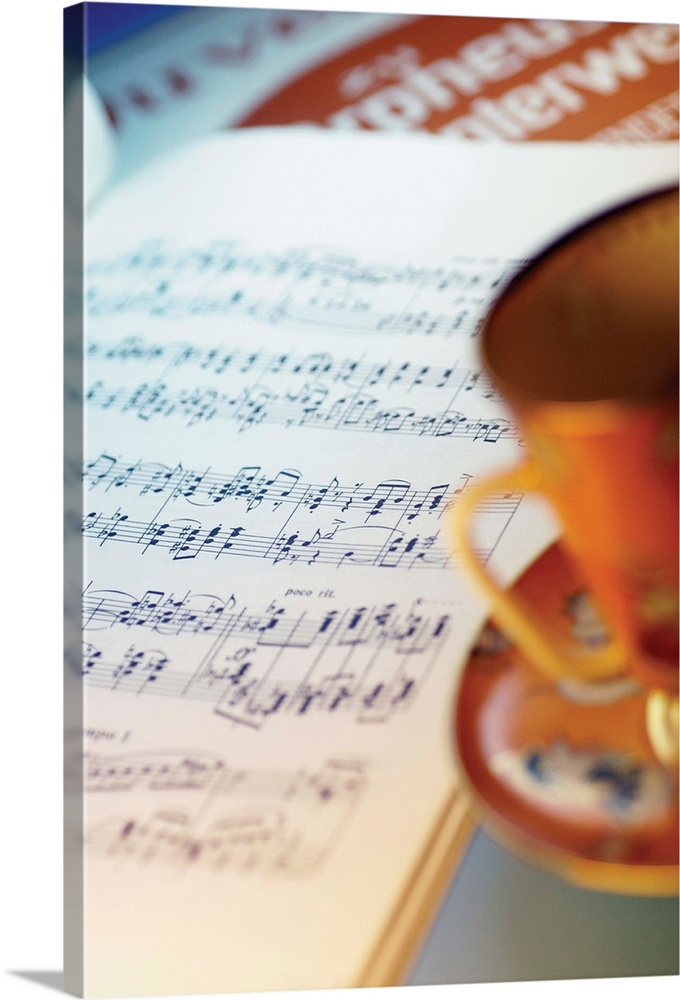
64 4 679 997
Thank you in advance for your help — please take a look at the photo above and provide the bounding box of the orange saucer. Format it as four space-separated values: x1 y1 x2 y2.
453 542 678 896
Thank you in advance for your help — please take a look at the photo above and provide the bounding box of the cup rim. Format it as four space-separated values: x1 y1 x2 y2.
479 183 679 409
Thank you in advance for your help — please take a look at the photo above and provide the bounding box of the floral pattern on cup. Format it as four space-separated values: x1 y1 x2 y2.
490 739 673 827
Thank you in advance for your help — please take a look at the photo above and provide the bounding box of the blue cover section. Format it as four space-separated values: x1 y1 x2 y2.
65 2 187 57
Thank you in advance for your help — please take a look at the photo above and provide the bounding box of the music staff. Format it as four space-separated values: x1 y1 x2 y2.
83 587 450 648
86 239 523 336
84 455 518 521
85 751 365 803
82 586 236 635
82 644 428 724
86 754 367 874
87 240 514 286
87 337 500 400
82 453 522 576
85 751 225 794
85 378 517 439
81 508 500 569
82 591 452 726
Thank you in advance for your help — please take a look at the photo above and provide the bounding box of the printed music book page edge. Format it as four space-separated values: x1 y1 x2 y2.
356 790 476 987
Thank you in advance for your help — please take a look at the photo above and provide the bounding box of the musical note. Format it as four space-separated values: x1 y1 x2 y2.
82 511 505 569
86 240 523 337
82 457 522 573
85 378 518 439
81 588 453 728
85 456 518 521
86 751 225 794
85 753 368 875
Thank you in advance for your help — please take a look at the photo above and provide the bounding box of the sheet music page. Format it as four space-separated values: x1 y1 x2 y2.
71 129 677 996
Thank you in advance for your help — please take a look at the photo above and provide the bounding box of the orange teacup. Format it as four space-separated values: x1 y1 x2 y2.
452 187 678 762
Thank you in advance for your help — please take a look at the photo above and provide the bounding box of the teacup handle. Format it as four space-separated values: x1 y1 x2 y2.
451 460 627 683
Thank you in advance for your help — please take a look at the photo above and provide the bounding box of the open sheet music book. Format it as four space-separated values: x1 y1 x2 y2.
65 128 677 997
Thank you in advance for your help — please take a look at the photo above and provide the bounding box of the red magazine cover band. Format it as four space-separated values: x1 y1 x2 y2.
239 17 678 142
